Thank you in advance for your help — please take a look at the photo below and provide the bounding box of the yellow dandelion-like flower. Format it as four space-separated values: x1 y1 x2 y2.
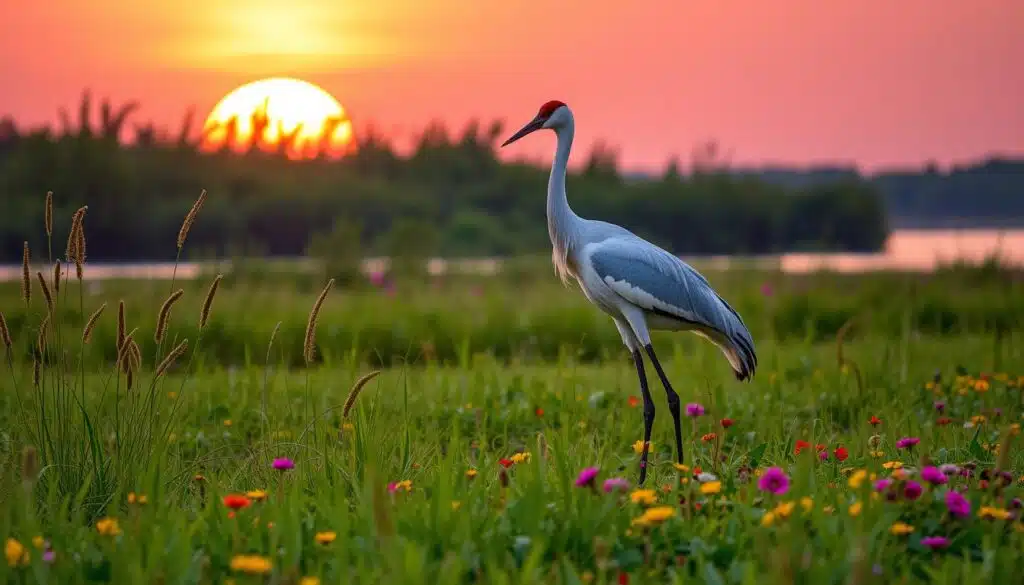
342 422 354 432
230 555 272 574
247 490 268 502
848 501 863 517
869 450 884 458
631 506 676 527
673 463 690 472
974 379 990 392
630 489 658 505
300 578 321 585
680 477 690 485
466 469 478 479
925 381 935 390
971 415 987 425
800 497 813 513
127 492 148 505
882 461 903 470
979 506 1012 521
510 452 531 464
31 536 44 549
700 481 722 495
889 522 914 536
774 501 796 519
632 440 653 454
5 538 28 568
760 511 776 526
451 501 462 511
223 419 232 427
95 517 121 536
848 469 868 489
314 531 337 545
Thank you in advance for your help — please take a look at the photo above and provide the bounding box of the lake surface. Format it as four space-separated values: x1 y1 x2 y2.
2 229 1021 281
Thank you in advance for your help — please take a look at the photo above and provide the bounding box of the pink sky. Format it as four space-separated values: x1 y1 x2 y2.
1 0 1021 172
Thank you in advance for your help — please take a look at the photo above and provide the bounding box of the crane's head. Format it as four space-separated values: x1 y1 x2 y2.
501 100 569 147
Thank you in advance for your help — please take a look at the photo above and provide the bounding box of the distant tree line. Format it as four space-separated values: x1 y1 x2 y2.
0 91 895 266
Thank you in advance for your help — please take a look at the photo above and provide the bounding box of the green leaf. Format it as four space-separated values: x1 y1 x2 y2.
748 443 768 468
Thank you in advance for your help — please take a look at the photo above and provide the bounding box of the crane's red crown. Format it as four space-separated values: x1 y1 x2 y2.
538 100 566 118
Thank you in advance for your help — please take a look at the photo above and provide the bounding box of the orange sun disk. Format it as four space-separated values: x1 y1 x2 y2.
200 77 355 160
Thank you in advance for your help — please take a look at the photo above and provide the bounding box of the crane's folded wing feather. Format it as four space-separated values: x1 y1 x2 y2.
588 238 757 379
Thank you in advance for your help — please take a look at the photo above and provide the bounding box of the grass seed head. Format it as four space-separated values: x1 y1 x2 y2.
21 242 30 305
343 370 381 418
52 261 61 294
117 301 126 352
36 272 53 313
177 189 207 251
200 274 222 328
0 312 11 352
155 289 184 343
44 191 53 237
36 313 50 356
82 303 106 344
303 278 334 365
155 339 188 379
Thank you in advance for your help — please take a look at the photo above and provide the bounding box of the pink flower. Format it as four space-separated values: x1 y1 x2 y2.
602 477 630 493
760 283 774 297
818 450 829 461
920 466 947 486
575 467 600 488
757 467 790 495
945 491 971 519
921 536 949 550
685 403 705 417
903 480 923 500
272 457 294 471
933 401 945 412
874 478 893 492
895 437 920 450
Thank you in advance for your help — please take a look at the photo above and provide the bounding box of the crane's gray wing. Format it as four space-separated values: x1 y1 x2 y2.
588 237 756 380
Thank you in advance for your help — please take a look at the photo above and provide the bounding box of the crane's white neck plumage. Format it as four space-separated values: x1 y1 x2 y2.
546 107 582 284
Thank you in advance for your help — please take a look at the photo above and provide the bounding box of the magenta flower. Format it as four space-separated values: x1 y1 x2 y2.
895 437 920 449
760 283 774 297
272 457 295 471
939 464 960 476
945 491 971 519
42 550 55 563
602 477 630 493
921 466 947 486
685 403 705 417
933 401 945 412
818 450 829 461
903 480 923 500
575 466 600 488
874 478 893 492
757 467 790 495
921 536 949 550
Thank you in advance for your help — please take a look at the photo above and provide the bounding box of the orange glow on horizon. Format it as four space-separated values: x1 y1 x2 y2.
200 77 355 160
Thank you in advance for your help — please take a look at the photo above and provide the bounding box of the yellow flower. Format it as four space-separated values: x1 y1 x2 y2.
167 391 178 399
848 469 868 489
673 463 690 472
31 536 45 549
230 555 272 574
314 531 336 545
971 415 987 425
341 422 354 432
223 419 232 427
889 522 914 536
300 578 321 585
822 506 835 515
95 517 121 536
582 571 595 583
869 450 884 458
848 501 863 517
925 381 935 390
882 461 903 470
632 440 653 454
631 506 676 527
1011 424 1021 436
5 538 28 568
800 497 813 513
774 501 796 519
974 379 990 392
127 492 148 505
679 477 690 485
246 490 268 502
630 489 658 505
451 501 462 511
979 506 1012 521
510 452 531 464
760 511 776 526
891 469 909 480
700 481 722 495
465 469 478 479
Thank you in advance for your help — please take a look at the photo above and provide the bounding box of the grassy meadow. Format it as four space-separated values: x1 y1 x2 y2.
3 205 1024 584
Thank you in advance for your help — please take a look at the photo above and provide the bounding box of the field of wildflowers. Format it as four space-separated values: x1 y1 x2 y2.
2 195 1024 584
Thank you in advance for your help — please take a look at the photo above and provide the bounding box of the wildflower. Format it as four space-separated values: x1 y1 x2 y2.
970 415 986 425
632 441 652 454
575 467 600 488
974 379 990 392
800 497 813 513
903 481 923 500
938 464 960 476
848 469 869 489
874 479 893 492
937 417 952 426
451 501 462 511
760 511 776 526
890 522 914 536
757 467 790 495
979 506 1011 521
882 461 903 470
673 463 690 473
627 396 640 408
630 489 657 505
272 458 294 471
42 550 55 564
921 536 949 550
535 408 544 417
95 517 121 536
246 490 268 502
700 481 722 495
920 466 947 486
631 506 676 527
848 501 863 517
934 401 945 412
31 537 44 549
720 418 734 428
223 419 232 427
869 450 884 458
833 446 849 462
794 440 811 455
696 472 718 483
701 433 717 442
127 492 148 505
387 480 412 493
510 452 531 464
603 478 630 493
5 538 28 568
315 531 337 545
300 578 321 585
895 437 919 450
869 416 881 426
498 458 514 468
466 469 478 479
685 403 705 417
945 491 971 519
230 555 272 574
342 422 354 432
223 494 251 510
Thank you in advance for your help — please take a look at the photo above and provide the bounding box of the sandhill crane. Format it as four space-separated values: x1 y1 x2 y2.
502 101 757 484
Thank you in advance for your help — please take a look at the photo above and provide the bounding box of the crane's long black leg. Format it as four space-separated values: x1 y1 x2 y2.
632 348 655 485
644 344 683 466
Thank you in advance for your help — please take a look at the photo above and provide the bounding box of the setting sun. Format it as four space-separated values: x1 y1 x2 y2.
200 77 355 160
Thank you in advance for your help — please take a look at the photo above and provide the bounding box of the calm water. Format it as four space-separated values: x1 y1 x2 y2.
2 229 1022 281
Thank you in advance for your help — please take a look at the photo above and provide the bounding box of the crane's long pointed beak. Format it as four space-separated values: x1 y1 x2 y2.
501 117 545 147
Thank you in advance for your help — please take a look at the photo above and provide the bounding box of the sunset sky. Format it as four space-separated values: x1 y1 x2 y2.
2 0 1021 172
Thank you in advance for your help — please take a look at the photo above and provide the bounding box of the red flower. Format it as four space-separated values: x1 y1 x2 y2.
223 494 251 510
692 466 702 475
833 446 849 461
701 433 717 442
627 396 640 408
937 417 952 426
720 418 734 429
815 444 826 452
498 458 514 468
535 408 544 417
869 416 882 426
794 440 811 455
618 572 629 585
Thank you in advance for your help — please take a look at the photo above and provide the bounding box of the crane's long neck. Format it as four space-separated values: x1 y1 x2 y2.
547 119 581 259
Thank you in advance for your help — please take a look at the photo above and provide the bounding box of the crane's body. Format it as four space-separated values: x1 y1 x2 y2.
503 100 756 484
